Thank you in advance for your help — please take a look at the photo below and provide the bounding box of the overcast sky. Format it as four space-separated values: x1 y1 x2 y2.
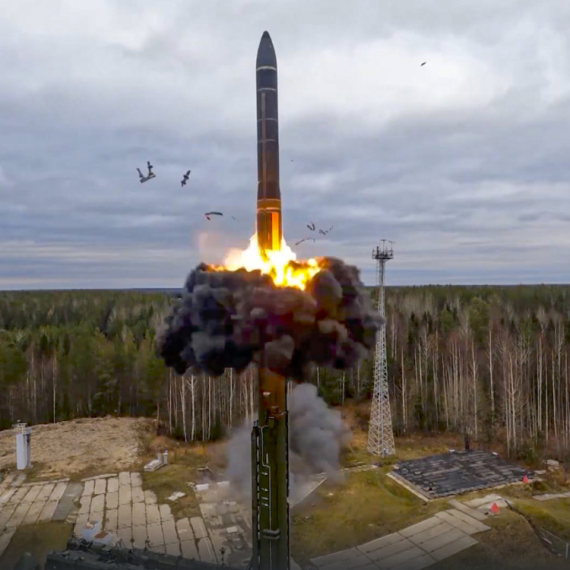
1 0 570 290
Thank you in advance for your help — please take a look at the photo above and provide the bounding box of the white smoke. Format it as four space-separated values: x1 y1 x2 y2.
225 382 351 502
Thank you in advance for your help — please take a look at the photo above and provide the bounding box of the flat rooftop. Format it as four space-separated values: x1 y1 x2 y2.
390 450 533 500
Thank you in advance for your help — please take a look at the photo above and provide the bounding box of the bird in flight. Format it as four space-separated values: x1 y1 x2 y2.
420 62 427 66
181 170 191 187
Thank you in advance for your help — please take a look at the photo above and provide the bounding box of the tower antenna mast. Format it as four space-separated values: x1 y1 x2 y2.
367 239 396 457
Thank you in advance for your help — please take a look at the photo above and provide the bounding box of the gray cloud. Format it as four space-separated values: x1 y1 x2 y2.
1 0 570 289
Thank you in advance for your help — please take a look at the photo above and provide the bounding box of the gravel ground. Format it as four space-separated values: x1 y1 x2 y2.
0 416 153 478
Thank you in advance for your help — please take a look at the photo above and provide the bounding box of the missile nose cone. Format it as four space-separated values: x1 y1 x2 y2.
257 31 277 68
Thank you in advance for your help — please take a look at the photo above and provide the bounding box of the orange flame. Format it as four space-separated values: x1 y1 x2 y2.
209 234 323 290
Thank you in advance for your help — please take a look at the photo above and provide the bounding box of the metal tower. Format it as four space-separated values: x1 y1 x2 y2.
367 240 396 457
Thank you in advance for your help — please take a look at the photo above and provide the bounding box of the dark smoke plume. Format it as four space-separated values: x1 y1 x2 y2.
226 382 351 500
158 257 381 380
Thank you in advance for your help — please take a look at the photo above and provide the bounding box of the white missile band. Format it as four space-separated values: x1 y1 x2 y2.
257 87 277 92
256 66 277 71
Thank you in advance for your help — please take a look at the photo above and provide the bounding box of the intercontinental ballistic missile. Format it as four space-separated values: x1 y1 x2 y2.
256 31 282 257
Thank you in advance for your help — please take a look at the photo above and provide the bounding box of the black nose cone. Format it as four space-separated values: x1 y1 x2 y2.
256 31 277 68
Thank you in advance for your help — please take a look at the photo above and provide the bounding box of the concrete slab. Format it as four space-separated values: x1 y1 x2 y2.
36 484 55 502
440 509 491 533
376 546 426 570
159 503 174 521
358 533 406 555
181 539 199 560
144 490 157 505
408 521 454 546
400 517 441 538
52 482 82 522
118 485 132 506
366 539 416 563
130 472 143 487
312 547 363 567
176 518 194 542
10 487 29 503
0 529 16 558
93 478 106 495
166 541 181 556
162 519 178 545
132 502 146 526
107 477 119 493
448 499 487 521
116 526 133 547
106 491 118 510
197 536 217 563
190 517 208 540
118 504 132 529
6 503 31 528
104 508 118 531
146 504 161 525
21 485 43 504
49 482 68 503
37 500 58 523
0 504 18 529
430 534 478 561
420 528 467 554
320 554 372 570
147 522 165 548
391 553 435 570
0 489 17 507
132 524 148 549
131 486 145 504
90 493 105 515
22 500 47 525
82 480 95 497
118 472 131 486
465 494 504 508
73 513 89 537
81 473 117 481
11 473 26 487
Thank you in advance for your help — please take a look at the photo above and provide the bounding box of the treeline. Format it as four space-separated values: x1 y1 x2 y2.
1 285 570 461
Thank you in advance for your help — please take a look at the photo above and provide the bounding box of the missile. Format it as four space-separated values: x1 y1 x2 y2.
256 31 282 257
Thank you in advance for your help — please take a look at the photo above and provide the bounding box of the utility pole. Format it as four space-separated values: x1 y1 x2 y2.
367 240 396 457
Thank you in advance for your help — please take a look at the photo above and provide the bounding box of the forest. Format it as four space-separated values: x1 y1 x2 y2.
1 284 570 463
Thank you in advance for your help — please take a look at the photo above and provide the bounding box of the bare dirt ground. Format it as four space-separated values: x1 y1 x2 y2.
0 416 154 479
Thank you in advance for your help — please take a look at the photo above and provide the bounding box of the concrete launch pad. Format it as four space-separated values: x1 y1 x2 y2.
390 450 534 500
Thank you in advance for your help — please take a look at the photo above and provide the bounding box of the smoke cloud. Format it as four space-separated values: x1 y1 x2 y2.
225 382 351 500
158 257 381 380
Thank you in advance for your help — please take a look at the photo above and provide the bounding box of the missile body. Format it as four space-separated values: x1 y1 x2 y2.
256 31 282 257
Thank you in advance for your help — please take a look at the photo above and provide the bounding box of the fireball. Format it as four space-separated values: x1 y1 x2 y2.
209 234 323 290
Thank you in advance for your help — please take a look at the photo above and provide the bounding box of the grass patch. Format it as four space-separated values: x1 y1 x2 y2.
141 443 211 520
0 522 71 570
291 468 443 563
510 497 570 541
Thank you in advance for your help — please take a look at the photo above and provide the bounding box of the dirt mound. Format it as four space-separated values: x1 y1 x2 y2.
0 416 154 479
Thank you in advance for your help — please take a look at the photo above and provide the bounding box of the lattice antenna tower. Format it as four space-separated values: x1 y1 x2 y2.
367 239 396 457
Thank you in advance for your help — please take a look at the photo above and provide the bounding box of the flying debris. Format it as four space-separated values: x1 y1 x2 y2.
136 162 156 184
307 222 316 231
181 170 191 187
204 211 223 221
319 230 326 236
232 216 236 220
421 62 427 66
294 237 316 245
318 225 334 236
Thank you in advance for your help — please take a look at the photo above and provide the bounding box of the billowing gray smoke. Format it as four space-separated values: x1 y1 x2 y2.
226 382 351 500
158 257 381 379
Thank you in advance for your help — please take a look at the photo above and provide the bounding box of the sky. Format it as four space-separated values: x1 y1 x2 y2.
1 0 570 290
